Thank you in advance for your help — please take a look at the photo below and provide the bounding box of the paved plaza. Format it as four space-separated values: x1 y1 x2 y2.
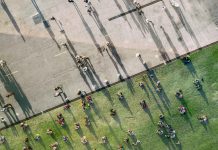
0 0 218 128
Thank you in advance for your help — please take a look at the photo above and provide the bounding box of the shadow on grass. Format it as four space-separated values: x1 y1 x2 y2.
126 78 135 95
198 88 209 105
66 108 76 122
113 114 123 130
84 108 98 127
184 61 198 78
119 97 133 115
179 99 192 116
48 112 63 136
143 107 155 124
182 114 194 132
88 124 98 140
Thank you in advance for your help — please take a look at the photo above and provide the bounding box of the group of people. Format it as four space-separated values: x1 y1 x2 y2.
56 113 65 126
156 115 179 142
81 95 94 110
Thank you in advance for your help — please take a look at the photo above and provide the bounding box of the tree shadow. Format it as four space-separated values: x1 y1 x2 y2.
1 0 25 42
0 63 34 118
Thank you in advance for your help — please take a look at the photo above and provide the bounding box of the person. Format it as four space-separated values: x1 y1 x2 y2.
124 137 129 143
193 79 202 90
175 90 183 99
0 136 6 144
139 82 144 88
57 113 63 119
110 109 116 116
74 123 80 130
140 100 147 109
118 145 124 150
5 92 14 98
198 115 208 123
156 81 161 87
101 136 107 144
23 146 32 150
156 129 163 135
47 129 53 135
159 114 164 120
50 142 58 150
81 136 88 144
157 121 164 128
85 116 91 126
63 136 68 142
63 103 71 110
1 103 13 112
68 0 74 2
178 105 186 115
1 117 6 123
132 139 141 146
127 129 135 136
20 122 28 130
35 134 40 141
117 92 124 100
181 55 191 64
86 96 94 105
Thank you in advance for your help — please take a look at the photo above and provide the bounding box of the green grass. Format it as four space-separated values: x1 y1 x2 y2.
0 44 218 150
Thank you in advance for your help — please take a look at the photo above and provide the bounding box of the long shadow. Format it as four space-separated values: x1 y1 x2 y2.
1 0 25 42
31 0 60 49
163 5 189 53
72 2 102 55
122 0 146 37
142 75 165 114
113 0 132 28
88 124 98 139
0 64 34 118
91 6 129 78
182 114 194 132
143 107 154 124
4 113 18 136
6 108 20 122
198 88 209 104
184 61 198 77
160 26 180 58
48 112 64 136
148 23 170 62
173 6 200 49
120 97 133 115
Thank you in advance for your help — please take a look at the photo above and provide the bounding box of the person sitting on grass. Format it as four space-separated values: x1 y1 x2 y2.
57 113 63 120
140 100 147 109
175 89 183 99
0 136 6 144
132 139 141 146
127 129 135 136
156 129 163 135
74 123 80 130
63 103 71 110
159 114 164 120
157 121 164 128
124 137 130 143
47 129 53 135
178 105 186 115
110 109 116 116
198 115 208 124
20 122 29 130
23 146 32 150
34 134 40 141
117 92 124 100
139 82 144 88
193 79 202 90
63 136 68 142
81 136 88 144
50 142 58 150
101 136 107 144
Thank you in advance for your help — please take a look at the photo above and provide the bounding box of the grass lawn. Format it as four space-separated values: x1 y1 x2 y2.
0 44 218 150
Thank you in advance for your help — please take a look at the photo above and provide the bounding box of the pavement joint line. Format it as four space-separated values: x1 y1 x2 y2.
5 71 18 76
54 51 67 57
108 0 162 21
